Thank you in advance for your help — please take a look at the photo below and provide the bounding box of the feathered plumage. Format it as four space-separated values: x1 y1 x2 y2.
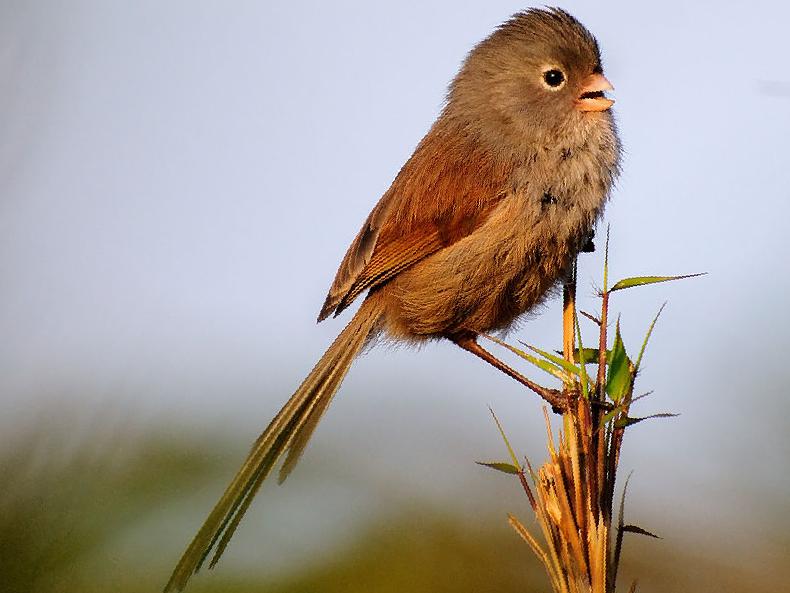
166 8 620 591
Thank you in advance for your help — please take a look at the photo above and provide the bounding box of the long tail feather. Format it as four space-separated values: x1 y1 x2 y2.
277 336 357 482
164 297 382 592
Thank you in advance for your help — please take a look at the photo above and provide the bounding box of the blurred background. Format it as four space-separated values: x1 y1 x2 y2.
1 1 788 591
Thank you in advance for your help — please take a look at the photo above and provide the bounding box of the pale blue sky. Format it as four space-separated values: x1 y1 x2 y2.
1 0 789 572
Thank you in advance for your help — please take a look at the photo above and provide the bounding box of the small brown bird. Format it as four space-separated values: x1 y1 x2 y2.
166 7 620 590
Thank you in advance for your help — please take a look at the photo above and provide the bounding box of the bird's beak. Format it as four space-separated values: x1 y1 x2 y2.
575 73 615 112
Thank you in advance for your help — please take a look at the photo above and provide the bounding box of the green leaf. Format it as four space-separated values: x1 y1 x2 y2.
614 412 679 429
606 320 632 403
599 392 655 428
612 472 633 588
475 461 520 475
483 334 567 382
634 303 666 373
524 343 591 387
488 408 521 469
600 406 621 428
565 347 613 365
622 524 661 539
609 273 706 293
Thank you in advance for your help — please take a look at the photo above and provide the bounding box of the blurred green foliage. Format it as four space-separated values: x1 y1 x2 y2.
0 422 542 593
0 418 786 593
0 423 221 593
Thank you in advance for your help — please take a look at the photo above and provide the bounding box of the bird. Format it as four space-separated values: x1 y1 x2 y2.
165 7 621 591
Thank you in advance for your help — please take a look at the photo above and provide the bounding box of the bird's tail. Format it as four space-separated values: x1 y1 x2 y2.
165 295 383 592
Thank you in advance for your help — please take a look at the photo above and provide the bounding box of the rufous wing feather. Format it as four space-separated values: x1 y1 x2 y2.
318 120 514 321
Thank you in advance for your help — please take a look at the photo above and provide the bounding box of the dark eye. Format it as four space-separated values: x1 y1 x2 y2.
543 69 565 88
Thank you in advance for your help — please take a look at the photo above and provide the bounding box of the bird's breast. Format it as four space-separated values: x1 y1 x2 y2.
382 120 620 339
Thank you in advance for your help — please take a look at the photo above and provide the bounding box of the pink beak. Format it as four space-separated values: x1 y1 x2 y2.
575 73 615 112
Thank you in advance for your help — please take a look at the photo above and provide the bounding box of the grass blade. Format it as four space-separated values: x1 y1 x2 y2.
476 461 520 475
523 344 593 393
610 273 705 293
484 334 567 382
488 408 521 469
614 412 678 429
634 303 666 373
622 524 661 539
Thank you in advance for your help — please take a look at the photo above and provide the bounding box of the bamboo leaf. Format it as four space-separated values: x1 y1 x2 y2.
609 273 705 293
622 524 661 539
612 472 633 588
614 412 678 429
599 392 656 428
606 320 632 403
600 406 621 428
488 408 521 469
635 303 666 372
629 391 655 405
484 334 567 382
476 461 520 475
524 343 591 383
561 347 612 365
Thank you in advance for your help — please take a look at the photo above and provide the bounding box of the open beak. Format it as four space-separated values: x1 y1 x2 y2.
575 73 615 112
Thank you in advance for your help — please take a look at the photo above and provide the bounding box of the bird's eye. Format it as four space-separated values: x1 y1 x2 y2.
542 69 566 90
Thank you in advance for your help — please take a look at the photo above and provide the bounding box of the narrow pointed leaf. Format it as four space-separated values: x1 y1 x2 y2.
488 408 521 469
560 347 612 365
523 343 592 388
599 392 655 428
635 303 666 372
613 472 633 588
622 524 661 539
606 320 632 403
614 412 678 429
600 406 621 428
476 461 520 475
610 273 705 293
629 391 655 405
484 334 567 381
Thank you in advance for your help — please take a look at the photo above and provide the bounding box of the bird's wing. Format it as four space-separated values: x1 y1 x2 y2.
318 123 514 321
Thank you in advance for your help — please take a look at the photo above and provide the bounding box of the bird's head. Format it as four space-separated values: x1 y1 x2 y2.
447 8 615 145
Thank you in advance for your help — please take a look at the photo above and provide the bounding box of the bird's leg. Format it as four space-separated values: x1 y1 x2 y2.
451 332 566 413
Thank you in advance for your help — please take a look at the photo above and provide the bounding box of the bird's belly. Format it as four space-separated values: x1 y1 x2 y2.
382 197 594 340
